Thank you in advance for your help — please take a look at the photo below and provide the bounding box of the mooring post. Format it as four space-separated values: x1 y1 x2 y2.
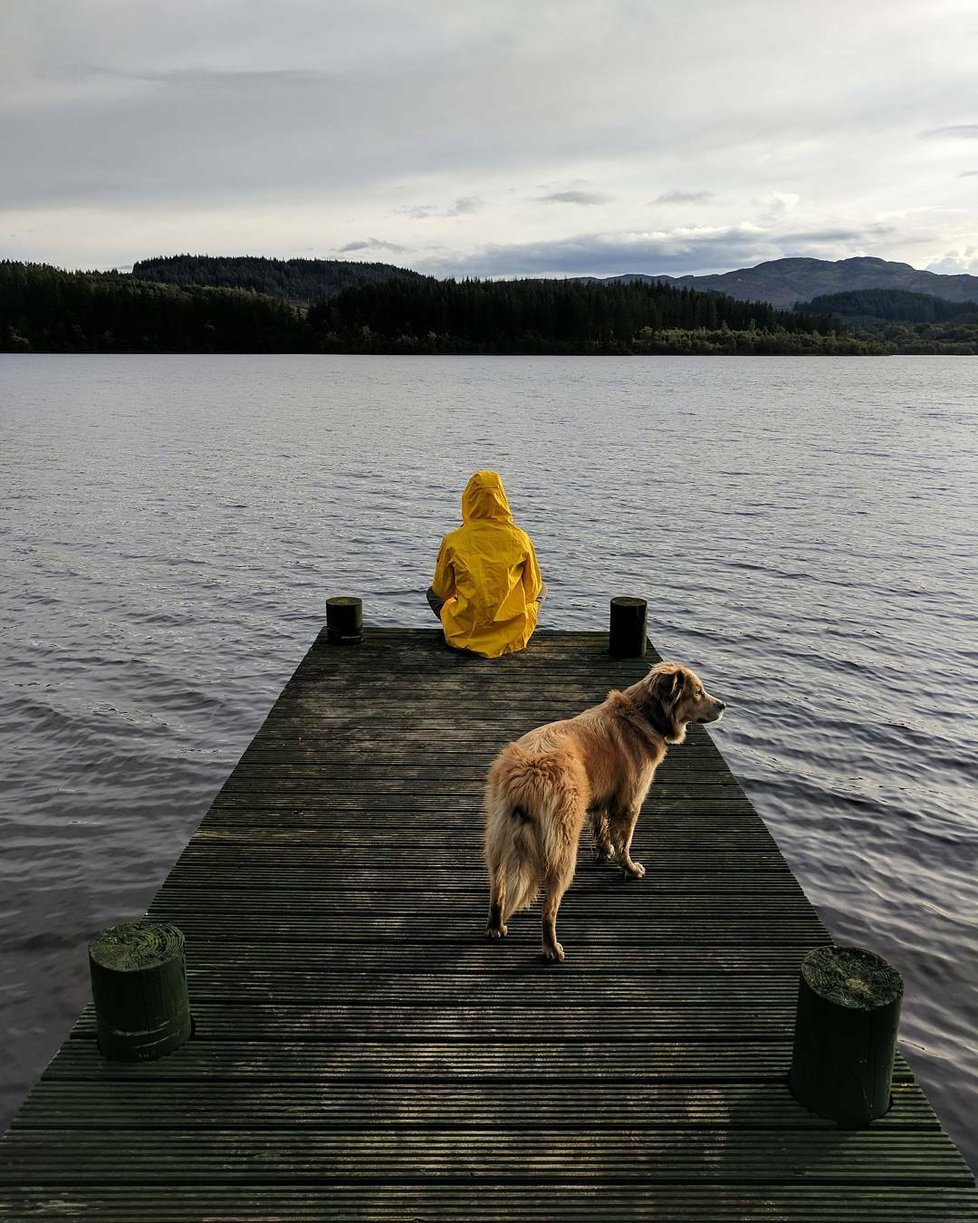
788 944 903 1128
88 920 192 1062
326 595 363 644
609 596 648 657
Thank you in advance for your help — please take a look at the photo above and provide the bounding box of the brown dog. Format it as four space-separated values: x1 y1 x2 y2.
483 661 725 961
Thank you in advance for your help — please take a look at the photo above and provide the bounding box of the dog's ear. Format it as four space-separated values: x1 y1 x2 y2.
649 664 685 705
646 664 689 744
666 668 687 703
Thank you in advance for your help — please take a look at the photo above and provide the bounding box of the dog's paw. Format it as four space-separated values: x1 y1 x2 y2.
543 942 565 963
623 859 646 879
592 845 617 864
485 923 508 940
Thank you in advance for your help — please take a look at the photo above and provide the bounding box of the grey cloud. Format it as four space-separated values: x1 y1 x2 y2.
651 190 715 204
451 196 482 215
395 205 439 219
394 197 483 220
339 237 406 253
420 223 899 279
537 190 613 206
70 65 336 88
0 16 539 209
922 124 978 139
1 44 591 211
960 169 978 177
778 225 897 246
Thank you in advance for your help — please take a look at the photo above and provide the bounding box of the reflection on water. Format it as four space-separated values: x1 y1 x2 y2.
1 353 976 1171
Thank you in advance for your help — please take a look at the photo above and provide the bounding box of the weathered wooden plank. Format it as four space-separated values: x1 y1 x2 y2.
256 768 737 785
0 1129 972 1185
40 1037 922 1089
38 1037 851 1081
10 1081 937 1130
165 864 809 896
202 799 761 820
142 909 828 947
72 972 803 1006
2 1186 976 1222
135 941 827 977
71 977 803 1015
145 899 818 933
65 999 801 1042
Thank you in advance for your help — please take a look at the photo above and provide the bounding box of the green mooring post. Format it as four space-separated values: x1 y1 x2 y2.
609 596 647 658
788 944 903 1128
326 595 364 644
89 920 192 1062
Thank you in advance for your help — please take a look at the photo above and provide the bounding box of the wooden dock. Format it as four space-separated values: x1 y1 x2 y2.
1 627 976 1220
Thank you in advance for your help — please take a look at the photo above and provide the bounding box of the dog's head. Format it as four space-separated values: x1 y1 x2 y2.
638 661 725 744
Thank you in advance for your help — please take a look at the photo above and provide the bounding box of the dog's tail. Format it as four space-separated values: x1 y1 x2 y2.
502 794 543 918
484 743 586 920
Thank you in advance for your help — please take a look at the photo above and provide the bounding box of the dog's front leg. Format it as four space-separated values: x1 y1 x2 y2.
588 808 615 863
610 803 645 879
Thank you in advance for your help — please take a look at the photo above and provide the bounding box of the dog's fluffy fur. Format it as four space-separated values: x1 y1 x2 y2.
483 661 725 961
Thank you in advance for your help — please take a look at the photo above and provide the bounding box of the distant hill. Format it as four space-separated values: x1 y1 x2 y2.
130 255 424 305
581 257 978 309
800 288 978 324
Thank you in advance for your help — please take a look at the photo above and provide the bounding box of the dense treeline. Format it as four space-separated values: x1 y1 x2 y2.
799 288 978 324
0 261 313 352
18 259 978 354
3 260 870 355
312 275 863 354
796 288 978 353
858 322 978 354
132 255 422 305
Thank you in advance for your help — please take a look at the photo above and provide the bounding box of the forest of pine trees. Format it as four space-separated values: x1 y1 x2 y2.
131 255 423 305
311 275 867 354
797 288 978 354
0 262 313 353
800 288 978 324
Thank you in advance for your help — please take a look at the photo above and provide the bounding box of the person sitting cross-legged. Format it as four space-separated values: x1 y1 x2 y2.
426 470 546 658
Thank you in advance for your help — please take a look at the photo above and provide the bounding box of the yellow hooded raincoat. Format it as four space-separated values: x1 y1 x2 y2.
431 471 543 658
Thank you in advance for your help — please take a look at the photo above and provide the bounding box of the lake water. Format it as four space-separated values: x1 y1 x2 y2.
1 353 976 1172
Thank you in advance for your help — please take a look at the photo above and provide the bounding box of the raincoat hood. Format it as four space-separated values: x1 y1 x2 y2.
461 471 514 525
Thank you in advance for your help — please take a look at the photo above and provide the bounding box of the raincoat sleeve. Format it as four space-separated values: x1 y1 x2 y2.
521 537 544 604
431 536 456 601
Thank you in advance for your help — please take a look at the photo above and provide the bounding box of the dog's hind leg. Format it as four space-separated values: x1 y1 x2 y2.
540 859 576 962
541 883 565 962
485 866 508 939
484 839 508 939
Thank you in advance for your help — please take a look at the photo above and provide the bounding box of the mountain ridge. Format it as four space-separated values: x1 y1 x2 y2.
576 256 978 308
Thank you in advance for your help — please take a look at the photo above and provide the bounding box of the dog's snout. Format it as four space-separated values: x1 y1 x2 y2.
716 700 726 711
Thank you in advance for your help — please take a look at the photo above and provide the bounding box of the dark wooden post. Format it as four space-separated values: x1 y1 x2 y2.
89 920 192 1061
609 596 647 657
788 944 903 1127
326 595 363 644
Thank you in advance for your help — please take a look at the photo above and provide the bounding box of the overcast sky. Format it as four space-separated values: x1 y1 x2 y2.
3 0 977 278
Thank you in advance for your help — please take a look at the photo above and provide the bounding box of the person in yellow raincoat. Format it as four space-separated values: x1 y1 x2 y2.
426 471 545 658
